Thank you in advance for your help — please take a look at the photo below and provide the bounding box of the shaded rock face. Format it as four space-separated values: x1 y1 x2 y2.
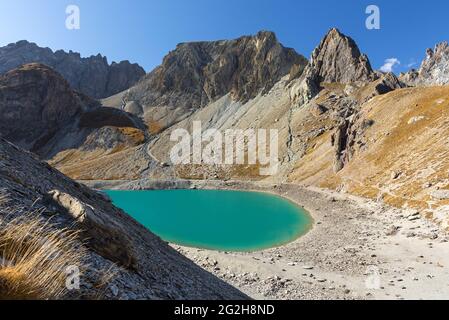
0 138 248 299
0 63 146 158
79 107 143 129
106 61 146 97
326 73 402 173
0 40 145 98
401 41 449 86
125 31 307 111
0 64 97 152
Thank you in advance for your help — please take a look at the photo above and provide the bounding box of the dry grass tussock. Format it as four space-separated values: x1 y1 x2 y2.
0 195 88 300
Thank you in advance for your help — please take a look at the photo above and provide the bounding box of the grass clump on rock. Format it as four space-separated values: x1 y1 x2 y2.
0 196 87 300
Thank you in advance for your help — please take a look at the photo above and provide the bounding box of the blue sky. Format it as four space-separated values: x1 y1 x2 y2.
0 0 447 73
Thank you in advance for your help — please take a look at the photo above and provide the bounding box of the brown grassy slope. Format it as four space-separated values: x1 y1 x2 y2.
50 127 147 180
290 85 449 214
50 147 147 180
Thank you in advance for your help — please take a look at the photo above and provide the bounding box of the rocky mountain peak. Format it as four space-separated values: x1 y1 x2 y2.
0 41 146 99
309 28 375 84
289 29 376 106
253 30 278 47
255 30 277 39
124 31 307 112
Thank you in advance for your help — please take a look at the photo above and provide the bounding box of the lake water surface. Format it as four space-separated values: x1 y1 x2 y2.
106 189 312 252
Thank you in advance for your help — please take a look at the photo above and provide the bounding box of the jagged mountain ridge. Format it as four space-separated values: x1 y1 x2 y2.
301 28 374 84
127 31 306 108
0 40 146 99
400 41 449 86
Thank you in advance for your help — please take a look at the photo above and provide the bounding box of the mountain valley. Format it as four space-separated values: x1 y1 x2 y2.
1 27 449 300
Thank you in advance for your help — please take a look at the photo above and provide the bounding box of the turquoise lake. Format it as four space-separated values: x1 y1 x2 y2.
106 189 312 252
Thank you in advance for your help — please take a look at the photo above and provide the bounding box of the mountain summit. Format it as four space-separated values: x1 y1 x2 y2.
290 28 376 105
308 28 374 84
119 31 307 113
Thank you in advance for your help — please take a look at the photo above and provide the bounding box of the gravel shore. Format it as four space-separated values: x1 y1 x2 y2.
84 179 449 300
176 181 449 300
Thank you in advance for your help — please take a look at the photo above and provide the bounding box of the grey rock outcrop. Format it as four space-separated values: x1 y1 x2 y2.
400 41 449 86
430 189 449 200
399 69 419 85
0 40 145 98
48 190 137 269
290 28 376 106
359 72 404 103
124 31 307 111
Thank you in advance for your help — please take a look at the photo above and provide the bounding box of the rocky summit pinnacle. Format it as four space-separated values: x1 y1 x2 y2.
0 40 146 99
308 28 375 84
123 30 308 111
289 28 376 105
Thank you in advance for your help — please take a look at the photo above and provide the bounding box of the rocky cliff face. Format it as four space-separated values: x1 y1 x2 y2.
0 40 146 99
0 138 247 299
123 31 307 111
0 63 146 158
400 41 449 86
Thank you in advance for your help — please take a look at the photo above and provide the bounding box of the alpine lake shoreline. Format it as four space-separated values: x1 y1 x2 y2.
82 179 449 300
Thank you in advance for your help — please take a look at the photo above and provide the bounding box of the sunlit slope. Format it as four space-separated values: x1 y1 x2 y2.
290 86 449 225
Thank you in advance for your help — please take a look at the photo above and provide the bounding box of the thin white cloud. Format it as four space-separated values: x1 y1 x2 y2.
407 60 418 68
380 58 401 72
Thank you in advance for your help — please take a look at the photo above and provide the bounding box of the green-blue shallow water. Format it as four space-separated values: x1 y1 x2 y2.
106 189 312 252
